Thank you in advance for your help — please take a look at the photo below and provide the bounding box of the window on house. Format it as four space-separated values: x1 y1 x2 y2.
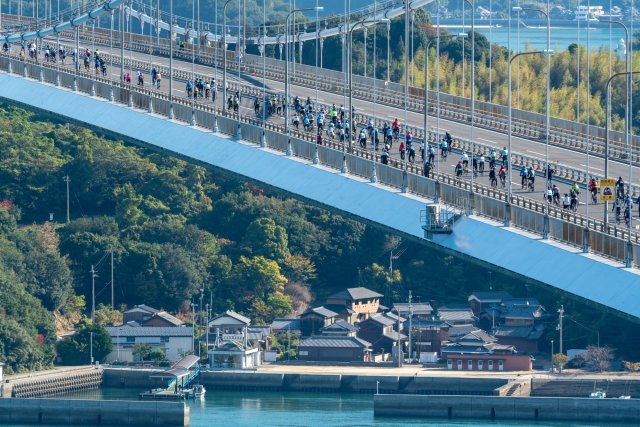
478 360 484 370
499 360 504 371
457 360 462 370
488 360 494 370
161 336 170 343
126 337 135 343
467 360 473 370
447 360 453 370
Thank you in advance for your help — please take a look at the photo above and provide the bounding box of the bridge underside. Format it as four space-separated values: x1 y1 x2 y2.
0 72 638 322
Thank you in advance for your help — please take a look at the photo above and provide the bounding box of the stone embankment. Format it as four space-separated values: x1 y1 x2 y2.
4 366 103 398
374 394 640 423
0 398 188 426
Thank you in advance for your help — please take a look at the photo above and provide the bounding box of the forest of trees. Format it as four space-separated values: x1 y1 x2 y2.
1 102 639 372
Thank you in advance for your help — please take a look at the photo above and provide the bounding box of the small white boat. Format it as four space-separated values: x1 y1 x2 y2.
191 384 206 399
590 391 606 399
618 395 631 399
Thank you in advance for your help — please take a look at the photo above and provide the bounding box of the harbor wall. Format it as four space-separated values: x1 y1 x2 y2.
7 366 103 398
374 394 640 424
103 367 163 388
198 371 508 394
0 398 189 426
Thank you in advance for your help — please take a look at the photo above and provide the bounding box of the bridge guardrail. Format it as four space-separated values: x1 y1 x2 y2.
2 54 637 269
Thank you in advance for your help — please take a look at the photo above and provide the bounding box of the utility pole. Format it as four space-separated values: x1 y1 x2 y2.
90 264 97 322
396 306 402 367
558 305 564 355
63 175 70 223
199 288 204 359
110 247 114 309
408 290 413 361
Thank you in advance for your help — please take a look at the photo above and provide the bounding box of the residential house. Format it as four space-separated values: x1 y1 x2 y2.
393 302 433 319
123 304 160 324
436 307 478 325
141 311 184 327
299 306 338 337
410 320 450 355
441 331 532 371
206 310 261 369
325 287 383 323
321 319 358 337
270 318 301 334
297 336 372 362
105 326 194 362
357 314 407 354
468 291 513 315
493 325 545 353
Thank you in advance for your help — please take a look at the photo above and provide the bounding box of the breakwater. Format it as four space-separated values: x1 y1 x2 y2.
5 366 103 398
374 394 640 424
198 371 508 395
0 398 189 426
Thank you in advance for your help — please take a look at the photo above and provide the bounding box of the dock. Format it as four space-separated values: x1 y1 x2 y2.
140 355 200 401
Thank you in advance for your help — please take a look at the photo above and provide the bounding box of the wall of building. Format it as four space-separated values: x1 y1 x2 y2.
297 347 365 362
0 398 188 426
445 354 532 372
373 394 640 423
102 367 163 389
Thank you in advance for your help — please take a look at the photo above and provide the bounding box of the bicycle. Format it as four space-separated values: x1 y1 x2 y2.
591 189 598 205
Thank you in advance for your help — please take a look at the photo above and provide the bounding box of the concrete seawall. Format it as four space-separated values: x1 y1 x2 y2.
199 371 507 394
103 367 163 389
6 366 103 398
0 398 189 426
374 394 640 424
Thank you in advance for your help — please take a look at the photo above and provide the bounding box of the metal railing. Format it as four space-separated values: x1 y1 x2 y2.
1 53 637 269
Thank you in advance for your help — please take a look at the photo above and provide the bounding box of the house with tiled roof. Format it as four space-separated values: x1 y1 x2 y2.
300 306 338 337
357 314 407 354
105 326 194 363
326 287 383 322
297 336 372 362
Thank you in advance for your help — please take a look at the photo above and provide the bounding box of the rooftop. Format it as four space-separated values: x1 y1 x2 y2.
493 325 545 340
436 308 477 323
328 287 383 301
144 311 184 326
298 336 371 349
468 291 513 302
106 326 194 337
322 319 359 333
393 302 433 315
270 318 301 332
124 304 160 315
209 310 251 326
302 306 339 318
366 314 396 326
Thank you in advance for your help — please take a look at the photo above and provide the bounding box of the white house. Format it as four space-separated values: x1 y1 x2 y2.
206 311 261 369
105 326 194 363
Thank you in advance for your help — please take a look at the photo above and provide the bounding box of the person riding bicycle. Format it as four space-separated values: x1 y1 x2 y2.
489 148 497 169
624 204 631 225
359 129 367 148
292 113 300 129
455 161 463 178
571 182 580 196
399 142 406 160
498 166 507 187
616 177 625 200
545 186 553 204
527 168 535 191
501 147 509 166
520 166 528 188
445 131 452 145
489 167 497 187
460 152 469 170
440 138 448 157
563 193 570 210
570 190 578 211
552 185 561 206
392 118 400 136
588 178 598 198
428 145 435 165
479 154 485 173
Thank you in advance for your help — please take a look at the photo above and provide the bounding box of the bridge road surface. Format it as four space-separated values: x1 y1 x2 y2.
48 37 639 187
29 42 640 226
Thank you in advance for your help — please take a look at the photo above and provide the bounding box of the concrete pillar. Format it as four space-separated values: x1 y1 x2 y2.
468 191 475 215
90 81 95 96
319 38 324 69
625 241 634 268
298 40 303 65
236 123 242 140
213 115 219 133
582 227 589 253
401 170 408 193
434 181 441 204
504 203 511 227
286 138 292 156
168 103 174 120
260 130 266 148
542 213 549 240
147 97 153 113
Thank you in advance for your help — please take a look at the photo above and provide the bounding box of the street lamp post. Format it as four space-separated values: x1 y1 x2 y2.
284 7 323 138
507 50 551 227
463 0 475 195
348 17 389 157
603 71 640 233
222 0 234 113
599 19 630 160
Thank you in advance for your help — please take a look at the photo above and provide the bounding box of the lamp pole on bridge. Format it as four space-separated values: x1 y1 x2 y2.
603 70 639 268
168 0 174 119
347 17 389 161
462 0 475 196
284 7 323 146
221 0 234 114
507 50 552 227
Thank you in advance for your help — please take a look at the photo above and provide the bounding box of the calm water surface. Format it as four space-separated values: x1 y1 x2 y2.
13 387 632 427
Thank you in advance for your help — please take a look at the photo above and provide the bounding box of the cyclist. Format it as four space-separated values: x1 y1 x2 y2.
440 138 448 158
392 119 400 142
399 142 406 161
489 167 497 188
303 115 311 131
527 168 535 192
455 161 463 178
520 166 528 189
498 165 507 188
545 186 553 204
562 193 570 210
570 190 578 211
501 146 509 166
588 178 599 204
359 129 367 148
428 145 435 165
292 113 300 129
461 152 469 171
552 185 560 206
479 154 485 174
571 182 580 197
616 177 625 200
489 148 497 169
